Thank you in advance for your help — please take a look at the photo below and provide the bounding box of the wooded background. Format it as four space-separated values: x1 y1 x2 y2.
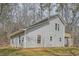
0 3 79 46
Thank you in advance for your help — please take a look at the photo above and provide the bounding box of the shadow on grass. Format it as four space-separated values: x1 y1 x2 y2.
0 48 17 56
0 47 79 56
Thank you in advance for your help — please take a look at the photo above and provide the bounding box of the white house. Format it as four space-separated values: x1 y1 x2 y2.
9 15 65 48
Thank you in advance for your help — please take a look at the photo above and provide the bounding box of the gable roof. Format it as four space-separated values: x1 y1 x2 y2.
9 29 25 38
27 14 65 30
9 14 65 37
36 14 65 26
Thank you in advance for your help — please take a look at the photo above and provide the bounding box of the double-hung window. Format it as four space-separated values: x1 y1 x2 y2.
55 23 59 31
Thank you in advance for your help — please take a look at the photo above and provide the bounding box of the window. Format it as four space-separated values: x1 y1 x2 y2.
37 35 41 44
55 23 59 31
22 37 24 42
50 36 52 41
59 37 61 42
19 36 21 44
55 23 57 30
20 37 24 46
58 24 59 31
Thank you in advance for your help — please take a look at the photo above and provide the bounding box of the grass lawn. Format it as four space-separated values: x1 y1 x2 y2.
0 47 79 56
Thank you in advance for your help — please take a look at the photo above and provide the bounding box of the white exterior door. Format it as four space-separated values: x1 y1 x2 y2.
20 37 24 48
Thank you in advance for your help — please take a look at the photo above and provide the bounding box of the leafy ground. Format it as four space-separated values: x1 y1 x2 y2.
0 47 79 56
